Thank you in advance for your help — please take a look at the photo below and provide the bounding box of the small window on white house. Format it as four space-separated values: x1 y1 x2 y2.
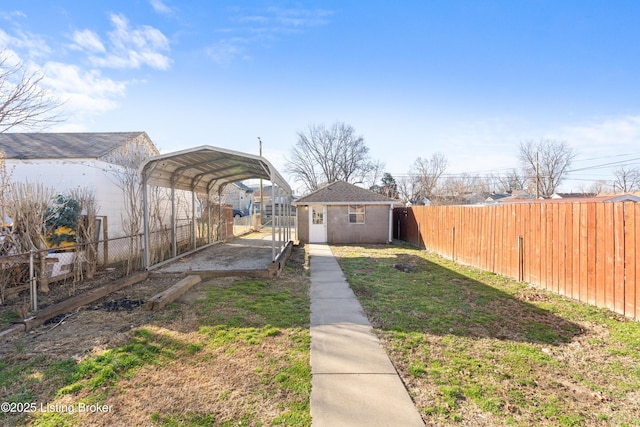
348 204 365 224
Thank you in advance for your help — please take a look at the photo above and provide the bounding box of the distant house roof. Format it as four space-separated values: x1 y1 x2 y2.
293 181 396 205
497 190 536 203
230 182 254 193
551 192 597 199
0 132 156 160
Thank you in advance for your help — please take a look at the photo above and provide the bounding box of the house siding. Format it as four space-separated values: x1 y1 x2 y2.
221 185 253 212
295 204 390 244
6 158 192 240
327 205 390 244
7 158 130 237
297 206 309 242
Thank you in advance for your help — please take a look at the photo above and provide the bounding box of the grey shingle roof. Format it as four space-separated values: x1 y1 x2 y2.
0 132 151 159
294 180 396 204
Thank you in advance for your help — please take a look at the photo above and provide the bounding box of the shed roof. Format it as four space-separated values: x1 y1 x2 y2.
293 180 396 205
138 145 291 195
0 132 152 159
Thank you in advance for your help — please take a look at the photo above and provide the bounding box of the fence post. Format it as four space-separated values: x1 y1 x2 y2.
29 250 37 312
452 226 455 260
518 235 524 282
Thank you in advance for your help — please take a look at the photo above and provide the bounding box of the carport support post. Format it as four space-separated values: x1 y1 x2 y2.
142 177 150 269
271 178 276 261
277 185 282 249
286 198 290 242
191 189 196 250
207 191 212 244
171 186 177 258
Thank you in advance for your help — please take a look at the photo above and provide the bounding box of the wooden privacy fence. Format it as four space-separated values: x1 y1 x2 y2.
393 201 639 320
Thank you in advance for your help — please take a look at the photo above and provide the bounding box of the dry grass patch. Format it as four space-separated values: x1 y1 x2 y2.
1 245 310 426
332 244 640 427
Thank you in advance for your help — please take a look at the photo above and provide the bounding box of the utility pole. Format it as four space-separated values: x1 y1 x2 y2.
258 137 263 219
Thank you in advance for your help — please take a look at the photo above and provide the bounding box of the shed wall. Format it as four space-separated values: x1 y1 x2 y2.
327 205 390 244
297 206 309 242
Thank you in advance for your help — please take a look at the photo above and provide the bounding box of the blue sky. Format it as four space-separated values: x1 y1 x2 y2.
1 0 639 193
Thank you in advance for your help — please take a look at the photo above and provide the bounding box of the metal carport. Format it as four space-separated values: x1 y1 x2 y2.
138 145 293 269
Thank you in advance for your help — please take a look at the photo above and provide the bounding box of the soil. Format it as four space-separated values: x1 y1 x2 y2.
0 272 186 360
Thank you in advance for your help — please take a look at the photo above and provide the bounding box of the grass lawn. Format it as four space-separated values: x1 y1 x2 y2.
3 241 639 426
332 244 640 427
0 246 311 427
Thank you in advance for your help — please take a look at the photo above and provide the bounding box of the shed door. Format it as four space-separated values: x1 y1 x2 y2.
309 205 327 243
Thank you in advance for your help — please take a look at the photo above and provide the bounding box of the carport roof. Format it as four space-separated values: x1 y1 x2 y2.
139 145 291 194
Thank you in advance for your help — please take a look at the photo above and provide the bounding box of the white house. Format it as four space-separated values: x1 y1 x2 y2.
0 132 167 239
221 181 254 214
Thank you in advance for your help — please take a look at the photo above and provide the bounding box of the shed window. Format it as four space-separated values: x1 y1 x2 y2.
349 204 365 224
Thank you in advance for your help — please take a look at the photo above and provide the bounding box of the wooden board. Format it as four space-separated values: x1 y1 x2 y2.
22 272 149 331
145 275 201 311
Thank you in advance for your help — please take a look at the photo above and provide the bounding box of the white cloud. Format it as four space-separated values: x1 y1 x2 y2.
208 6 332 64
42 61 127 114
74 13 172 70
150 0 173 15
0 28 51 59
555 115 640 156
70 29 105 53
269 7 333 30
206 38 249 64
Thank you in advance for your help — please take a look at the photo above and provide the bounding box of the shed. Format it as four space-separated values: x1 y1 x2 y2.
293 180 397 244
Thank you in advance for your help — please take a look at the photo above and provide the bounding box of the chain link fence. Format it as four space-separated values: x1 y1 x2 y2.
0 209 297 315
0 207 240 306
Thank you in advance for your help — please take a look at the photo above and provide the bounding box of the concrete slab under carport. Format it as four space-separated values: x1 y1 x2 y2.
149 229 290 278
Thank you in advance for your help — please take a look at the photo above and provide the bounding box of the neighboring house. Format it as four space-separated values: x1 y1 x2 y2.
0 132 168 239
484 193 510 204
221 181 254 213
293 180 397 244
497 189 536 203
251 184 296 216
406 197 431 206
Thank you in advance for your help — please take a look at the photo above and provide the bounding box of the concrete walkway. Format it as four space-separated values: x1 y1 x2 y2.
309 243 424 427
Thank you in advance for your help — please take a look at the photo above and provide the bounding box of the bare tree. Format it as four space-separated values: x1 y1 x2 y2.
496 169 526 194
397 175 419 203
588 180 610 195
0 50 64 133
612 165 640 192
105 135 157 273
519 139 577 198
4 182 56 292
409 153 447 199
439 173 490 203
285 122 380 192
69 187 98 280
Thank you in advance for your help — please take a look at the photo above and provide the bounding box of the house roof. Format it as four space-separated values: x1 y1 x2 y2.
551 192 597 199
293 180 396 205
0 132 153 159
232 182 254 193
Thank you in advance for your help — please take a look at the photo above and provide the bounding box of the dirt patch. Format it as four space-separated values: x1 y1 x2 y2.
0 274 183 361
